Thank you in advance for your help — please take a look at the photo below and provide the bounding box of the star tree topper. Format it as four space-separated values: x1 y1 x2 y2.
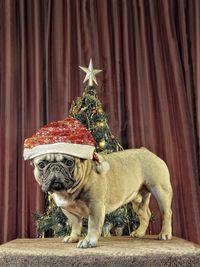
79 59 102 86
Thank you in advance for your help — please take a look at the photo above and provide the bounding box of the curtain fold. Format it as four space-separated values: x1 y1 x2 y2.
0 0 200 244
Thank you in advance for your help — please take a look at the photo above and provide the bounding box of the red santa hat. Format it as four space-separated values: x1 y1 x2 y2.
23 117 96 160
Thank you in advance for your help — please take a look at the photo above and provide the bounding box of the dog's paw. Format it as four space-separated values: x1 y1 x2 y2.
130 229 145 238
62 236 79 243
158 232 172 240
77 238 97 249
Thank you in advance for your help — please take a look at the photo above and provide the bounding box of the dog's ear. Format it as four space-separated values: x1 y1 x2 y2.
74 158 83 165
74 158 83 171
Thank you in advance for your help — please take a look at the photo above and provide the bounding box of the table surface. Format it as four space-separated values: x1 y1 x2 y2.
1 236 200 255
0 236 200 267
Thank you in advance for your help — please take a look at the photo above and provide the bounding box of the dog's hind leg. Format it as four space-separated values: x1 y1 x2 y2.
150 185 172 240
130 192 151 238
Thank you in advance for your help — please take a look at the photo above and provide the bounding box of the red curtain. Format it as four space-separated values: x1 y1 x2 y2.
0 0 200 244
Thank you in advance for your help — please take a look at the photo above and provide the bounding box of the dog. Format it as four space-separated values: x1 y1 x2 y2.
31 147 173 248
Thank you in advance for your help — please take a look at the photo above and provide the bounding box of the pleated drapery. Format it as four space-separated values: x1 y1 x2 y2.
0 0 200 244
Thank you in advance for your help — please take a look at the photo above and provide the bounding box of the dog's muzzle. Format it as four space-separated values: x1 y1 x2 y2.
50 177 65 191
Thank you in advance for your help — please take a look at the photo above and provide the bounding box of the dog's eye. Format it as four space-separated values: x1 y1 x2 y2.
64 159 74 167
38 161 47 169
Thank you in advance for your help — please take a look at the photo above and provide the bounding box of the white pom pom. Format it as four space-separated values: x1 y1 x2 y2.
95 161 110 174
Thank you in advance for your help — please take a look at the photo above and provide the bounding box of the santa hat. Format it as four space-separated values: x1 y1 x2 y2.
23 117 96 160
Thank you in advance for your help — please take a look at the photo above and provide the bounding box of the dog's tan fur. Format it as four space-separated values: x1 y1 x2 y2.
32 147 173 248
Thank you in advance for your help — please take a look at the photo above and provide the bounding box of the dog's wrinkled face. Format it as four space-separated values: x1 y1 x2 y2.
31 154 76 193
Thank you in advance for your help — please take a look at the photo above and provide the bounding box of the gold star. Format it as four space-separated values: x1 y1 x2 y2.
79 59 102 86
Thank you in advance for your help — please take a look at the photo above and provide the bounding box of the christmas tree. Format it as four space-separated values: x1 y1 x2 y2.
33 59 139 237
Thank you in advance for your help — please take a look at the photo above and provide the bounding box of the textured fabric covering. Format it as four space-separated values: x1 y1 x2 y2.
0 236 200 267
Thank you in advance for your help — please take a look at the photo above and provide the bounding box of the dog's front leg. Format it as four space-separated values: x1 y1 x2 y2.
61 208 82 243
77 202 105 248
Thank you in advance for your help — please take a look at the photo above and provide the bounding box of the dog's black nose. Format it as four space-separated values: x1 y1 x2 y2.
50 178 65 191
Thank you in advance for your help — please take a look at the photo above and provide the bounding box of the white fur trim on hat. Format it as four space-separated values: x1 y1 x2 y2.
23 142 95 160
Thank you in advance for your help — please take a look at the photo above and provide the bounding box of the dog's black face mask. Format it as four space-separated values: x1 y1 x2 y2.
34 155 75 193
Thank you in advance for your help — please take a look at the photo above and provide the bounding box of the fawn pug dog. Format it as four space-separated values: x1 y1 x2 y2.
31 148 173 248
